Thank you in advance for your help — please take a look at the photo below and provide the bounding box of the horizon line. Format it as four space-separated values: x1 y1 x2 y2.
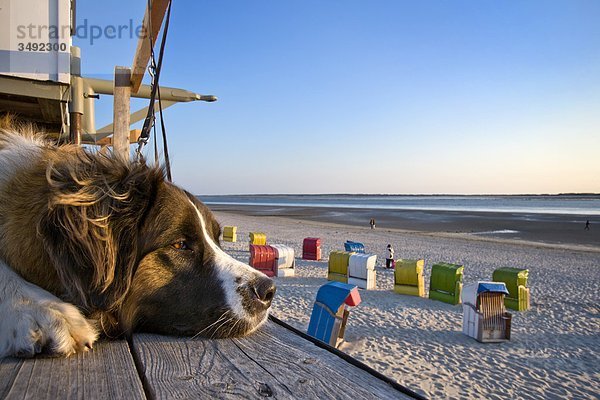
196 192 600 197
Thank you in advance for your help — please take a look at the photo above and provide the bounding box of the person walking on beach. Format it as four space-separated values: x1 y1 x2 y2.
370 218 376 229
585 220 590 230
385 244 394 269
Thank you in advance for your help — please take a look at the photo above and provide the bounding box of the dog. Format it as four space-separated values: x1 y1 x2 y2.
0 120 275 358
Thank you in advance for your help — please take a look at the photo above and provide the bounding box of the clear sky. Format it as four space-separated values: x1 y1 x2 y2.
76 0 600 195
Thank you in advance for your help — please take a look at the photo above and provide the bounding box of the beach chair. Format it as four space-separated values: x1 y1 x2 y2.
327 251 353 283
249 244 277 277
428 262 464 305
348 253 377 290
344 241 365 253
302 237 322 261
492 267 530 311
394 259 425 297
222 226 237 242
249 232 267 245
462 282 512 342
307 281 362 348
271 244 296 277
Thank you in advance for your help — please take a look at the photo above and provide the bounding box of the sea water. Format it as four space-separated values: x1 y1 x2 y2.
199 194 600 216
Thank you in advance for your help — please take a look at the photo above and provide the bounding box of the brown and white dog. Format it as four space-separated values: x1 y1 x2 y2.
0 120 275 358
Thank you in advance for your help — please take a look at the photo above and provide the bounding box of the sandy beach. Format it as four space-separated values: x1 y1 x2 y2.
213 208 599 399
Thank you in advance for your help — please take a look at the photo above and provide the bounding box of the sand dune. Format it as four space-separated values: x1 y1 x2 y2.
217 211 600 399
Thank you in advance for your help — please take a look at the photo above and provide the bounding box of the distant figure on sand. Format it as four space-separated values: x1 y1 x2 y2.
370 218 376 229
386 244 394 268
585 220 590 230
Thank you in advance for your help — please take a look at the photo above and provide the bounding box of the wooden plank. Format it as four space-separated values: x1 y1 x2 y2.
95 129 142 146
0 340 146 400
132 321 410 399
113 66 132 159
130 0 170 93
96 100 176 135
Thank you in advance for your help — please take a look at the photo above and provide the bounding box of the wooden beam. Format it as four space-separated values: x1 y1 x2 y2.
130 0 170 94
95 129 142 146
97 100 176 135
113 66 131 159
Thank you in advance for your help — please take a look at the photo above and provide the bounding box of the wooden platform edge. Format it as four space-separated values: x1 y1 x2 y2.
268 315 427 400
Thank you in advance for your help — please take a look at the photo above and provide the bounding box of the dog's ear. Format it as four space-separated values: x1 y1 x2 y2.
39 148 163 313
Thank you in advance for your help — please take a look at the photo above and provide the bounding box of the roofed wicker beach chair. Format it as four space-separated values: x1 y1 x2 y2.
271 244 296 277
222 226 237 242
492 267 530 311
348 253 377 290
249 244 277 277
394 259 425 297
428 262 464 305
328 251 353 283
249 231 267 245
307 281 362 348
344 240 365 253
462 281 512 342
302 237 322 260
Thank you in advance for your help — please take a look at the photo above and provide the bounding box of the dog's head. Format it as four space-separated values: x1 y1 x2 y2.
120 183 276 337
40 149 275 338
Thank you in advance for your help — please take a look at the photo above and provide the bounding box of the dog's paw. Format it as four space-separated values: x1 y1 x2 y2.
0 300 98 358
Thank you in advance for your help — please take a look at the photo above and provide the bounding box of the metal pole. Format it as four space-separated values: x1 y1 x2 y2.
83 77 217 102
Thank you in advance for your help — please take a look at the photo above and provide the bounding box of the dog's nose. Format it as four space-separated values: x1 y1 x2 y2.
253 277 276 305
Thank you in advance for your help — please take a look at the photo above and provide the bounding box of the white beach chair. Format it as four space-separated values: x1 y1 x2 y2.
271 244 296 277
347 253 377 290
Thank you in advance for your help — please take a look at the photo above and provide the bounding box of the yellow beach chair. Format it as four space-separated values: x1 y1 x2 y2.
394 259 425 297
328 251 353 283
249 232 267 245
222 226 237 242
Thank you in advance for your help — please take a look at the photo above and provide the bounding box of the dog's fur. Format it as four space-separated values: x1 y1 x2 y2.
0 119 275 358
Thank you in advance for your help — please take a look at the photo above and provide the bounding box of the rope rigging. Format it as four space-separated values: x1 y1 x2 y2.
137 0 173 182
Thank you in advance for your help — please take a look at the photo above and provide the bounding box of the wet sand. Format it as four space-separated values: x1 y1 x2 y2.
207 204 600 249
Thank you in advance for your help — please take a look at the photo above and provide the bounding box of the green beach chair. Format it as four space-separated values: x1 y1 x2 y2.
492 267 530 311
394 259 425 297
428 262 464 305
328 251 353 283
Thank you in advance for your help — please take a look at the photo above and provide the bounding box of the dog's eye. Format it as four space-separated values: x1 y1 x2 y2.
172 240 189 250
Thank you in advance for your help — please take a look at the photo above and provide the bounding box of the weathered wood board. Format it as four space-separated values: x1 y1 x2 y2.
0 340 145 400
132 321 410 399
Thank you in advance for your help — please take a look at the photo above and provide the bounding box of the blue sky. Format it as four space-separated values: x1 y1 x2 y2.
76 0 600 195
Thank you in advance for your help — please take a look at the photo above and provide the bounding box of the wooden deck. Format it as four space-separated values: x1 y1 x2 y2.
0 320 418 399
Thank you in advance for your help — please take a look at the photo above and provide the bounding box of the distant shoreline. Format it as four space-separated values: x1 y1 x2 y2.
199 193 600 198
207 203 600 249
